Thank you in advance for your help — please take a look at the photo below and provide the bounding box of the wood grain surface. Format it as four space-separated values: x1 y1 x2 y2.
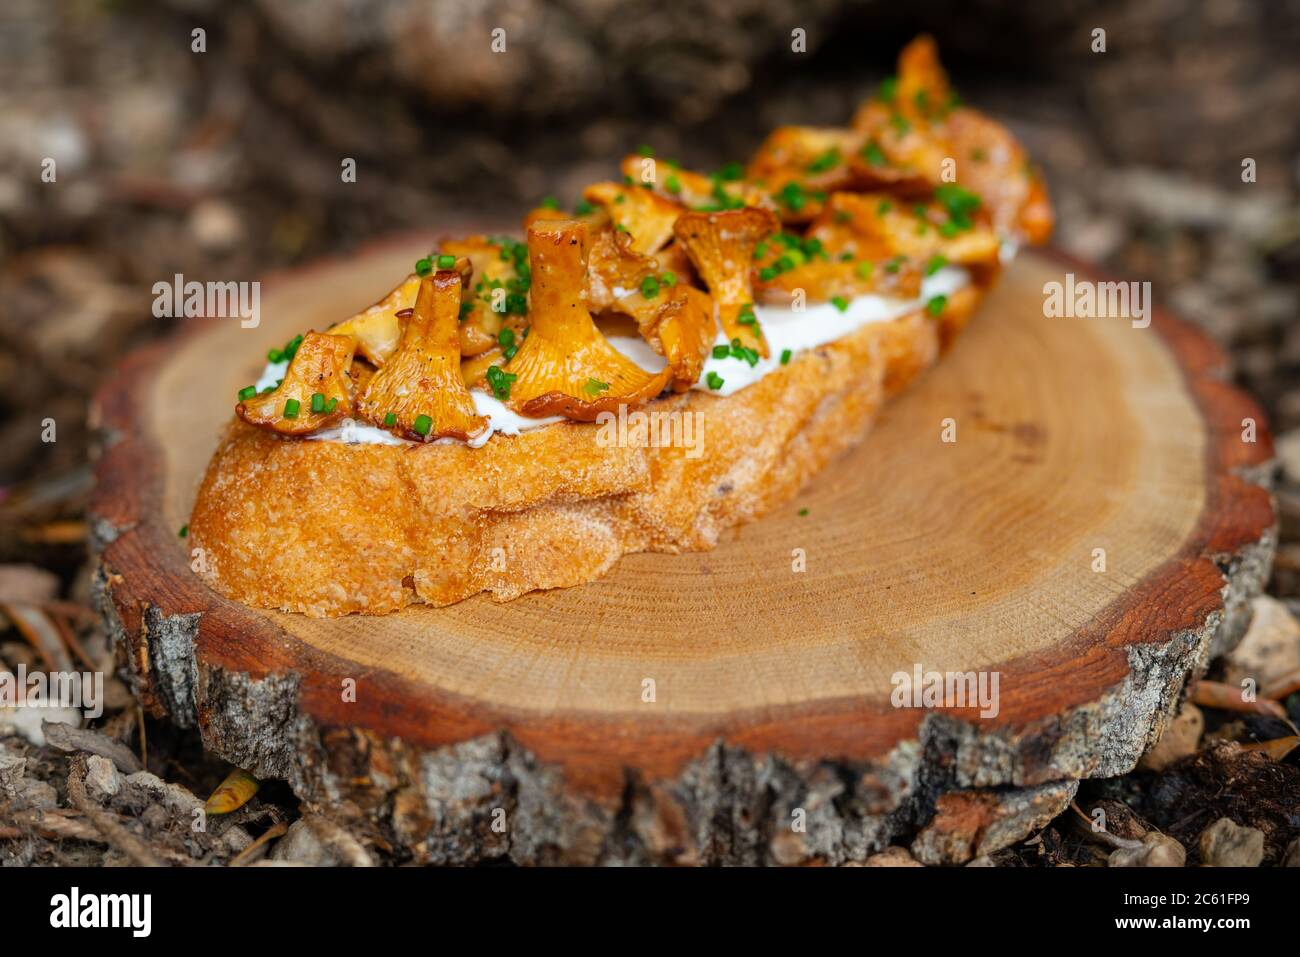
90 240 1276 864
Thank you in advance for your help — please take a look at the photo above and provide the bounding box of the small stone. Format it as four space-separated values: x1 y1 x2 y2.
188 199 244 252
140 804 168 830
862 846 923 867
19 779 59 811
0 564 60 604
1277 429 1300 487
769 829 808 866
220 825 254 854
1199 818 1264 867
1283 837 1300 867
123 770 202 817
270 818 340 866
1139 702 1204 771
83 754 122 801
0 751 26 799
1108 832 1186 867
1224 595 1300 690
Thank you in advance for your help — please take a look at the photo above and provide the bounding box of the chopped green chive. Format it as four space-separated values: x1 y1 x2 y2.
798 507 809 516
178 524 188 538
310 392 326 413
283 398 300 419
759 266 778 282
885 257 904 274
486 365 516 401
415 257 433 277
267 348 283 363
539 196 560 210
665 174 682 194
383 412 397 427
855 260 874 280
584 378 610 395
831 296 849 313
640 275 661 299
925 254 948 277
413 414 432 436
499 327 517 360
574 199 595 215
780 349 792 365
876 200 893 215
660 271 677 286
877 75 898 103
715 162 744 181
325 397 338 413
861 141 887 168
436 254 456 269
237 385 257 402
926 294 948 317
806 147 841 174
890 113 912 137
706 371 725 390
712 344 730 359
934 183 982 232
736 304 757 325
775 181 808 212
637 144 655 157
459 301 473 321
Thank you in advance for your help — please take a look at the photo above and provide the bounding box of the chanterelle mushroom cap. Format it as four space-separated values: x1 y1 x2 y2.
237 332 356 436
327 274 421 367
586 226 659 314
501 219 671 421
617 155 775 214
642 285 717 393
806 191 1000 267
354 270 489 443
583 182 684 256
672 207 779 358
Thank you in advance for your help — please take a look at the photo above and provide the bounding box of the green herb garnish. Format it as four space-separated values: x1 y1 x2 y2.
486 365 517 401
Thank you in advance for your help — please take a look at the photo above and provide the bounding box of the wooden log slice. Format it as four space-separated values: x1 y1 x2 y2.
90 239 1276 865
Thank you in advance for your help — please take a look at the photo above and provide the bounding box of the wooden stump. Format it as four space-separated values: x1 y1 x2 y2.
91 241 1276 865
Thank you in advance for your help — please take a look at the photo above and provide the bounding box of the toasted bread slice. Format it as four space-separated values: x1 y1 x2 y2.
189 287 979 616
